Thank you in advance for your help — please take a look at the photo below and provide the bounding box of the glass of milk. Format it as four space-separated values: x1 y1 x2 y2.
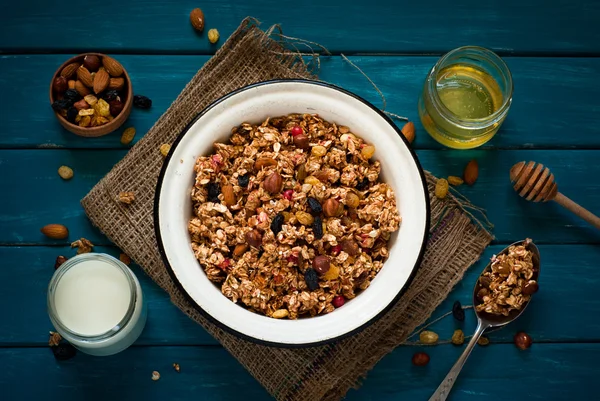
47 253 147 356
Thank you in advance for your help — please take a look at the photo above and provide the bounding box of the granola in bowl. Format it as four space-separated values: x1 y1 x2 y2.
188 113 401 319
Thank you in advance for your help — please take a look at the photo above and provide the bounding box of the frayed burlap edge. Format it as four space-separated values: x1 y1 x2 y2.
82 18 493 401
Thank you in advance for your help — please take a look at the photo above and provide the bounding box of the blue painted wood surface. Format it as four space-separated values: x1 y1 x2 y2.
1 2 599 400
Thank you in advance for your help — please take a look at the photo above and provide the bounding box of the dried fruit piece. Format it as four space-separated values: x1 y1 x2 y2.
94 98 111 117
119 253 131 265
419 330 439 344
133 95 152 109
66 107 78 123
222 184 236 206
361 144 375 159
71 238 94 254
55 255 68 269
52 343 77 361
340 239 360 256
78 108 95 116
118 191 135 205
449 329 465 345
54 76 68 93
356 177 369 190
322 263 340 280
58 165 74 180
49 331 62 347
464 159 479 185
121 127 136 145
102 56 124 77
272 309 289 319
73 99 89 111
312 145 327 157
313 255 330 275
282 189 294 201
304 176 321 186
63 89 80 102
447 176 464 186
93 69 110 94
233 243 249 257
263 172 283 194
84 94 98 106
41 224 68 241
452 300 465 322
345 192 360 208
296 211 314 225
238 174 250 187
514 331 532 350
401 121 415 144
189 8 205 31
173 363 181 372
332 295 345 308
304 268 319 291
108 77 125 91
312 216 323 239
434 178 449 199
270 213 284 235
208 28 220 43
307 197 322 215
477 336 490 346
61 62 80 79
77 66 94 87
291 126 303 136
412 352 430 366
79 116 91 127
245 230 262 248
109 98 124 116
296 163 307 181
254 157 278 171
206 182 220 202
151 371 160 381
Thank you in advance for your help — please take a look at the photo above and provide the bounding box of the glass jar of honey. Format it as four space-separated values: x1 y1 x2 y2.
418 46 513 149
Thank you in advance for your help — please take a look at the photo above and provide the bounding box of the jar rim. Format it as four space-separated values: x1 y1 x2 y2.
427 46 514 128
47 253 138 342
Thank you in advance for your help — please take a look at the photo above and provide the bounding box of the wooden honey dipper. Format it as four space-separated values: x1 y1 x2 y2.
510 161 600 229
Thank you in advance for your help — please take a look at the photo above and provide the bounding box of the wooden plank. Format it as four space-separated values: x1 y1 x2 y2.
1 1 599 54
1 149 599 245
1 343 596 400
2 244 599 345
3 55 600 149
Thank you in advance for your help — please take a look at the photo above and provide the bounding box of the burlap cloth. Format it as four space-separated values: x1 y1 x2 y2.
82 19 493 401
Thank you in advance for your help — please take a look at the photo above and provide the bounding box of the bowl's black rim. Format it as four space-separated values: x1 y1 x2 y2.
154 79 431 348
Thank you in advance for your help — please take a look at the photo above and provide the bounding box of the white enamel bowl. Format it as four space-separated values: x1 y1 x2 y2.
155 80 429 346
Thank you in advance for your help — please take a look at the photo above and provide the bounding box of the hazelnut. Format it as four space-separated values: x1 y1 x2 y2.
476 287 489 300
521 280 539 295
479 276 492 288
412 352 430 366
83 55 101 72
313 255 330 275
340 239 359 256
263 172 283 194
109 99 124 116
54 76 68 93
322 198 341 217
293 133 310 149
54 256 68 270
73 99 89 111
189 8 205 31
245 230 262 249
514 331 532 350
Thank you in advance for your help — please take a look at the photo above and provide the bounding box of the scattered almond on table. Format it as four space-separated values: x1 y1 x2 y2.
119 253 131 265
463 159 479 185
189 8 205 31
41 224 69 240
401 121 415 144
55 255 68 269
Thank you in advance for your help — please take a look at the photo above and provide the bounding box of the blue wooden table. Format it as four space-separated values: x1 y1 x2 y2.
2 1 600 400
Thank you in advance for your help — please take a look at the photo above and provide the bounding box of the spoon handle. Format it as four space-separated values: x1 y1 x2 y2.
428 320 489 401
553 192 600 230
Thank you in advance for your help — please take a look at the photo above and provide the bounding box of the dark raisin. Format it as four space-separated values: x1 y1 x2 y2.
102 89 119 101
307 197 323 215
66 107 78 123
312 216 323 239
304 268 319 291
271 213 284 236
238 173 250 188
133 95 152 109
207 182 220 202
452 300 465 322
51 98 72 112
346 153 353 163
52 343 77 361
356 178 369 191
63 89 81 102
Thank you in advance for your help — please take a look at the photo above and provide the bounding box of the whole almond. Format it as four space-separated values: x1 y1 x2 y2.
222 184 236 206
233 243 249 257
102 56 124 77
40 224 69 240
189 8 205 31
93 69 110 94
401 122 415 144
74 80 91 96
254 157 278 171
77 66 94 87
61 62 80 79
463 159 479 185
108 77 125 91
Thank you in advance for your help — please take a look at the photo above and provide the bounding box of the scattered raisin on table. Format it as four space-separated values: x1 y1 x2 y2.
270 213 284 236
238 174 250 187
52 343 77 361
312 216 323 239
133 95 152 109
207 182 220 202
307 197 322 215
356 178 369 190
452 300 465 322
304 268 319 291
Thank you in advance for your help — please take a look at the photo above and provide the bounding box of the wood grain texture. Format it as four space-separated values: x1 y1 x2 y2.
1 0 599 54
1 344 596 400
2 244 598 346
3 55 600 149
2 149 599 245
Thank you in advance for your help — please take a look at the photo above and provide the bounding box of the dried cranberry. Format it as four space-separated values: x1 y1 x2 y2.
356 178 369 191
286 254 298 264
219 259 231 270
452 300 465 322
238 174 250 187
133 95 152 109
283 189 294 201
312 216 323 239
291 126 303 137
332 295 345 308
330 245 342 256
207 182 220 202
52 343 77 361
307 197 322 215
304 268 319 291
270 213 284 236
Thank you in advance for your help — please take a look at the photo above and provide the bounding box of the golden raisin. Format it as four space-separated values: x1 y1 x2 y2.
478 336 490 346
272 309 289 319
419 330 439 344
295 211 314 225
208 28 220 44
360 144 375 159
296 163 307 182
160 144 171 157
447 176 464 186
94 98 111 117
58 166 74 180
322 263 340 280
304 176 321 186
345 192 360 208
451 329 465 345
121 127 136 145
311 145 327 157
434 178 449 199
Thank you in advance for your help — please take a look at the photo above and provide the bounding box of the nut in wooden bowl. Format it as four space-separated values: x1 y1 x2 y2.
49 53 133 138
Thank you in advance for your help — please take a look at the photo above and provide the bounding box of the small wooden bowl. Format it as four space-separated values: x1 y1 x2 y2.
49 53 133 137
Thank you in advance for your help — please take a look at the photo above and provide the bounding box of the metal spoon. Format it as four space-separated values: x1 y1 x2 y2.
428 239 541 401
